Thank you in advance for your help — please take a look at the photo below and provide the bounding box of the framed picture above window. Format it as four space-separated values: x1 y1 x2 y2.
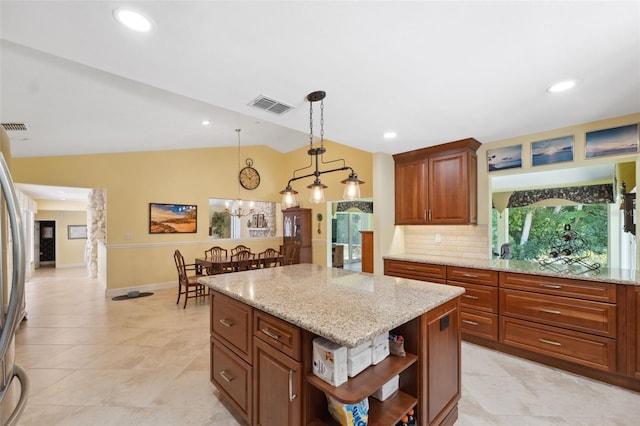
149 203 197 234
68 225 87 240
487 145 522 172
585 123 639 159
531 135 574 166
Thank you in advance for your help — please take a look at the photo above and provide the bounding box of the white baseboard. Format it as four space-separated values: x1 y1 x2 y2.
56 263 87 269
105 281 175 298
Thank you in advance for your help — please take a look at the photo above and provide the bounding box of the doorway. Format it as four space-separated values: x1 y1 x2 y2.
37 220 56 267
334 211 372 268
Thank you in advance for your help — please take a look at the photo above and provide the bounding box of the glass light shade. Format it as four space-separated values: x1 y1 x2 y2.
343 181 361 200
341 173 364 200
279 186 298 209
307 182 327 204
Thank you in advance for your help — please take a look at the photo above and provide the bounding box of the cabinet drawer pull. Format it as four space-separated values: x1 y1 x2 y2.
288 370 297 402
428 209 432 222
462 273 478 278
219 370 234 382
539 284 562 289
538 338 561 347
463 294 479 300
219 318 233 327
462 319 479 326
539 308 561 315
405 266 417 271
261 327 281 340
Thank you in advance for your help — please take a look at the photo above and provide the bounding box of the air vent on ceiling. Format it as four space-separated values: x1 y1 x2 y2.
248 95 294 115
1 122 28 131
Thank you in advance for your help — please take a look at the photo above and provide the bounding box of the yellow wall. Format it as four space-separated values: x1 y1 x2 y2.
11 141 373 293
35 210 87 266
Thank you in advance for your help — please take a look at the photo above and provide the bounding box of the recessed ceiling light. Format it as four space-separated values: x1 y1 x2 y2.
113 8 152 32
547 80 577 93
201 119 211 126
384 131 397 139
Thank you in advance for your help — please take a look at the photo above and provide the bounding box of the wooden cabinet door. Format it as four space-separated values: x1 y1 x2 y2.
428 151 472 224
394 159 427 224
630 286 640 379
282 208 312 264
253 337 301 426
426 302 460 424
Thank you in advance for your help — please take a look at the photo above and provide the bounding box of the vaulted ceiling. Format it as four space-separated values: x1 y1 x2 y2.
2 1 638 163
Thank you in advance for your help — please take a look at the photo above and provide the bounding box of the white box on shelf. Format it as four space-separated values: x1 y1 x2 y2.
347 340 371 357
348 346 372 377
313 337 348 386
371 374 399 401
371 332 390 365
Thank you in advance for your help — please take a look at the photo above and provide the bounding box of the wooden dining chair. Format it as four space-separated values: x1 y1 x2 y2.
259 248 280 268
280 244 298 266
174 249 208 309
204 246 229 274
232 249 255 271
231 244 250 256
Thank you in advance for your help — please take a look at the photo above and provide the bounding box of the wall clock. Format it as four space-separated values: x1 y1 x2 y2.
239 158 260 190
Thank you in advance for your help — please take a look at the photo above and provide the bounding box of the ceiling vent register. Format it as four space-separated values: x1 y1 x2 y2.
248 95 294 115
1 123 28 131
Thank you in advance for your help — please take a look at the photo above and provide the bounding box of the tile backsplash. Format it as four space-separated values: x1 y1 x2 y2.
404 225 489 260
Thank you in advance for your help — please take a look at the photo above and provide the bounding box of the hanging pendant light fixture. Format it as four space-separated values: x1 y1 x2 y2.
225 129 255 218
279 91 364 207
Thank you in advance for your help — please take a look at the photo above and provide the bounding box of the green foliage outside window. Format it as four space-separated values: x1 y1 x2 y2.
493 204 608 264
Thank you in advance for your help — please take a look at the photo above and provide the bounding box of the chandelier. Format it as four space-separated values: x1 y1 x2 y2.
279 91 364 207
225 129 255 218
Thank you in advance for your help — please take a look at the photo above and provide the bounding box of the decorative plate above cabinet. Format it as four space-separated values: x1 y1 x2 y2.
393 138 481 225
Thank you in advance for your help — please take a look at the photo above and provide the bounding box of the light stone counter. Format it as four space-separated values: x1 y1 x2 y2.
199 263 464 348
384 253 640 285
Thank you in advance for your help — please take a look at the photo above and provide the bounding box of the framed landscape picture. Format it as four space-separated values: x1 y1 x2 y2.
149 203 197 234
487 145 522 172
68 225 87 239
531 135 574 166
585 124 639 159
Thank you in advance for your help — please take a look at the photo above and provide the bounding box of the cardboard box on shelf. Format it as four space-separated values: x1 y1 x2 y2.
348 346 372 377
313 337 348 387
371 374 399 401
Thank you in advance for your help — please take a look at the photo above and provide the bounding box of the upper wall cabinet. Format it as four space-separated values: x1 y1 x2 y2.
393 138 481 225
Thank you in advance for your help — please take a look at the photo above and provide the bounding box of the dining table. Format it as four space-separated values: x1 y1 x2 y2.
195 252 283 274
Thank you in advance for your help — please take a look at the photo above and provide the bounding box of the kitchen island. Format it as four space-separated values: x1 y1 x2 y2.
199 264 465 426
384 254 640 392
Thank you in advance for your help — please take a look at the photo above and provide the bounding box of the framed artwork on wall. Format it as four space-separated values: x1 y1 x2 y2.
585 123 639 159
149 203 197 234
531 135 574 166
67 225 87 239
487 145 522 172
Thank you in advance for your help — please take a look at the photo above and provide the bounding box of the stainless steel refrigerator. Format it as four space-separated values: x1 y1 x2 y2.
0 152 29 425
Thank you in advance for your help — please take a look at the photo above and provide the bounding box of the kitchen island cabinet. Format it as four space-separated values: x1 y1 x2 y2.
201 264 464 426
393 138 480 225
384 255 640 392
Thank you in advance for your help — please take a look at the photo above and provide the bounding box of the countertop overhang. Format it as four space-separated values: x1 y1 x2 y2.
199 264 464 348
384 253 640 286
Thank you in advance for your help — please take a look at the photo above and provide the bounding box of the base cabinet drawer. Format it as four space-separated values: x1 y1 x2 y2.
211 336 252 424
212 292 252 362
461 310 498 341
500 289 616 338
455 282 498 313
384 259 446 283
500 317 616 372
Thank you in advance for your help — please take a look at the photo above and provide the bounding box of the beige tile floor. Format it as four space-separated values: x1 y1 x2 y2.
13 267 640 425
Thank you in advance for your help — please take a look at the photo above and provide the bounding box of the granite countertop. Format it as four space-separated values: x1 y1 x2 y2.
199 264 464 348
384 253 640 286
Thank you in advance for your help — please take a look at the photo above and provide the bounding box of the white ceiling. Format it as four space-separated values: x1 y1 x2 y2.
1 1 639 200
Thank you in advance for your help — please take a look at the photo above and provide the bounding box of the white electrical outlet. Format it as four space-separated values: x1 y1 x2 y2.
125 233 133 240
435 234 442 243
